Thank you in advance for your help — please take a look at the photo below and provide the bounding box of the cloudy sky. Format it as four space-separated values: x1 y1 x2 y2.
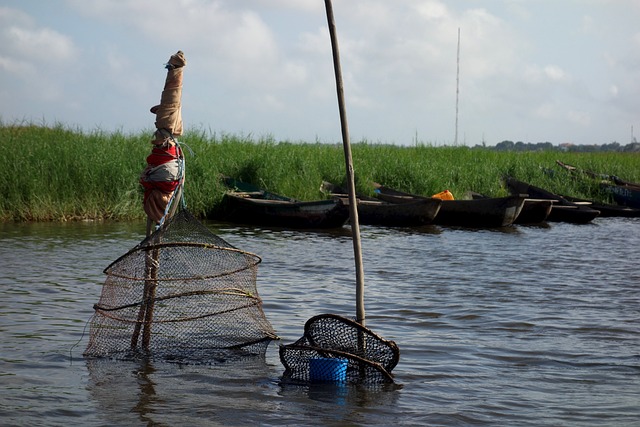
2 0 639 146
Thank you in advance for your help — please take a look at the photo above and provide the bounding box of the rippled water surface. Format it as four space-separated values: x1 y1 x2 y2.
1 218 639 426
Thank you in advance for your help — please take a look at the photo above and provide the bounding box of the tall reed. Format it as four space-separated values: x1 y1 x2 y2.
1 123 638 221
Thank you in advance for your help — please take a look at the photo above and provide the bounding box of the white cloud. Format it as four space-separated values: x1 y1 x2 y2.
0 6 83 119
567 110 591 126
0 55 36 76
251 0 322 13
523 64 570 84
544 65 569 82
6 26 76 61
66 1 303 88
0 7 77 66
610 85 619 97
533 103 556 119
415 1 449 20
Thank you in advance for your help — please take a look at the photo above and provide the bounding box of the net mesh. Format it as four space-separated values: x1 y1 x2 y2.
84 209 278 362
279 314 399 384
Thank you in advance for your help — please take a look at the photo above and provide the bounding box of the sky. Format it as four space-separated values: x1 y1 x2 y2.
1 0 639 146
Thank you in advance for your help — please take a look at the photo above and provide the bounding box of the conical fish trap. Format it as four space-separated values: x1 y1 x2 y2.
279 314 399 384
84 209 278 362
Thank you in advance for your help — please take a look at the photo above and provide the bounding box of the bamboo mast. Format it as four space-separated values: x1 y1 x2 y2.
324 0 366 327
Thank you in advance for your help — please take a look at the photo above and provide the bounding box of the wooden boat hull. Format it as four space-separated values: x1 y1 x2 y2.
556 160 640 210
434 196 525 227
355 198 441 226
472 192 552 225
546 205 601 224
220 177 349 229
562 195 640 218
374 185 525 227
603 184 640 209
516 199 553 224
320 181 441 226
221 193 349 229
504 177 600 224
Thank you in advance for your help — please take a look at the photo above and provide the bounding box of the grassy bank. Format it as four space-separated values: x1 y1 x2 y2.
1 123 639 221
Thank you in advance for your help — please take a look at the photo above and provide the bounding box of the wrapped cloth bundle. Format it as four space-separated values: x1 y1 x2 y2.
151 50 186 137
140 51 187 223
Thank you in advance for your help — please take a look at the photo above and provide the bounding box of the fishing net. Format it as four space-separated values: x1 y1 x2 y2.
84 209 278 362
279 314 399 384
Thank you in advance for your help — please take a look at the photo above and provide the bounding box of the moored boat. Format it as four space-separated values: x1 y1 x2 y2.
219 177 349 229
320 181 442 227
504 177 600 224
373 184 526 228
602 184 640 209
556 160 640 210
561 195 640 218
471 192 552 224
512 199 552 224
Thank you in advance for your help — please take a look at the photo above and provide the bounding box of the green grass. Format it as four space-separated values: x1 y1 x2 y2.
1 123 639 221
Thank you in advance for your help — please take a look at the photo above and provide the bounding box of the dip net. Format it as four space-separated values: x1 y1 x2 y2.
84 209 278 362
279 314 399 384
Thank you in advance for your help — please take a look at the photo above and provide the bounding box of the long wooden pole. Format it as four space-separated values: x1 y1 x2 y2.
131 218 158 351
454 27 460 146
141 245 159 350
324 0 366 327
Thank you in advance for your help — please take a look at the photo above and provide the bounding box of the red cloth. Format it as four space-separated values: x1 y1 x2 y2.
141 179 179 195
146 144 178 166
140 143 182 221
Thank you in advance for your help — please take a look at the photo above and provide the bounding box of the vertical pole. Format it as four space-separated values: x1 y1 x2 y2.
454 27 460 146
131 218 157 351
324 0 366 327
141 246 159 350
132 51 185 353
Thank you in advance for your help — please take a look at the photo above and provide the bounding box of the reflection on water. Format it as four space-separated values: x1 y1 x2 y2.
1 218 639 426
85 355 402 427
85 354 277 426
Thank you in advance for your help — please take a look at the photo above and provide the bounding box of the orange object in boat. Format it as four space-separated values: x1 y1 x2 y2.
432 190 454 200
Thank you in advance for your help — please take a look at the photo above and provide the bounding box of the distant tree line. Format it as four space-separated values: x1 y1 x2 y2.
474 140 640 152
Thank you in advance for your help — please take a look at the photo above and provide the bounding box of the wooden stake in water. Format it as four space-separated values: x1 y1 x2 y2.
131 218 159 352
132 185 184 351
324 0 366 327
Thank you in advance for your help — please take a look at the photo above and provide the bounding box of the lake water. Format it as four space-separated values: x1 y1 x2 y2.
1 217 638 426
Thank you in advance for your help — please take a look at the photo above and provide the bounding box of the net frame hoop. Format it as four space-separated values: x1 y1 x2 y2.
94 287 261 312
103 242 262 278
93 297 264 325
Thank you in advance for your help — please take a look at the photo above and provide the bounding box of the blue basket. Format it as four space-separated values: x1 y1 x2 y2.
309 357 348 382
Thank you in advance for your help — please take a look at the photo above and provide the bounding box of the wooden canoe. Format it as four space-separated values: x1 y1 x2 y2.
556 160 640 210
561 195 640 218
472 192 552 224
504 177 600 224
602 184 640 209
220 177 349 229
373 184 526 228
516 199 554 224
320 181 442 227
